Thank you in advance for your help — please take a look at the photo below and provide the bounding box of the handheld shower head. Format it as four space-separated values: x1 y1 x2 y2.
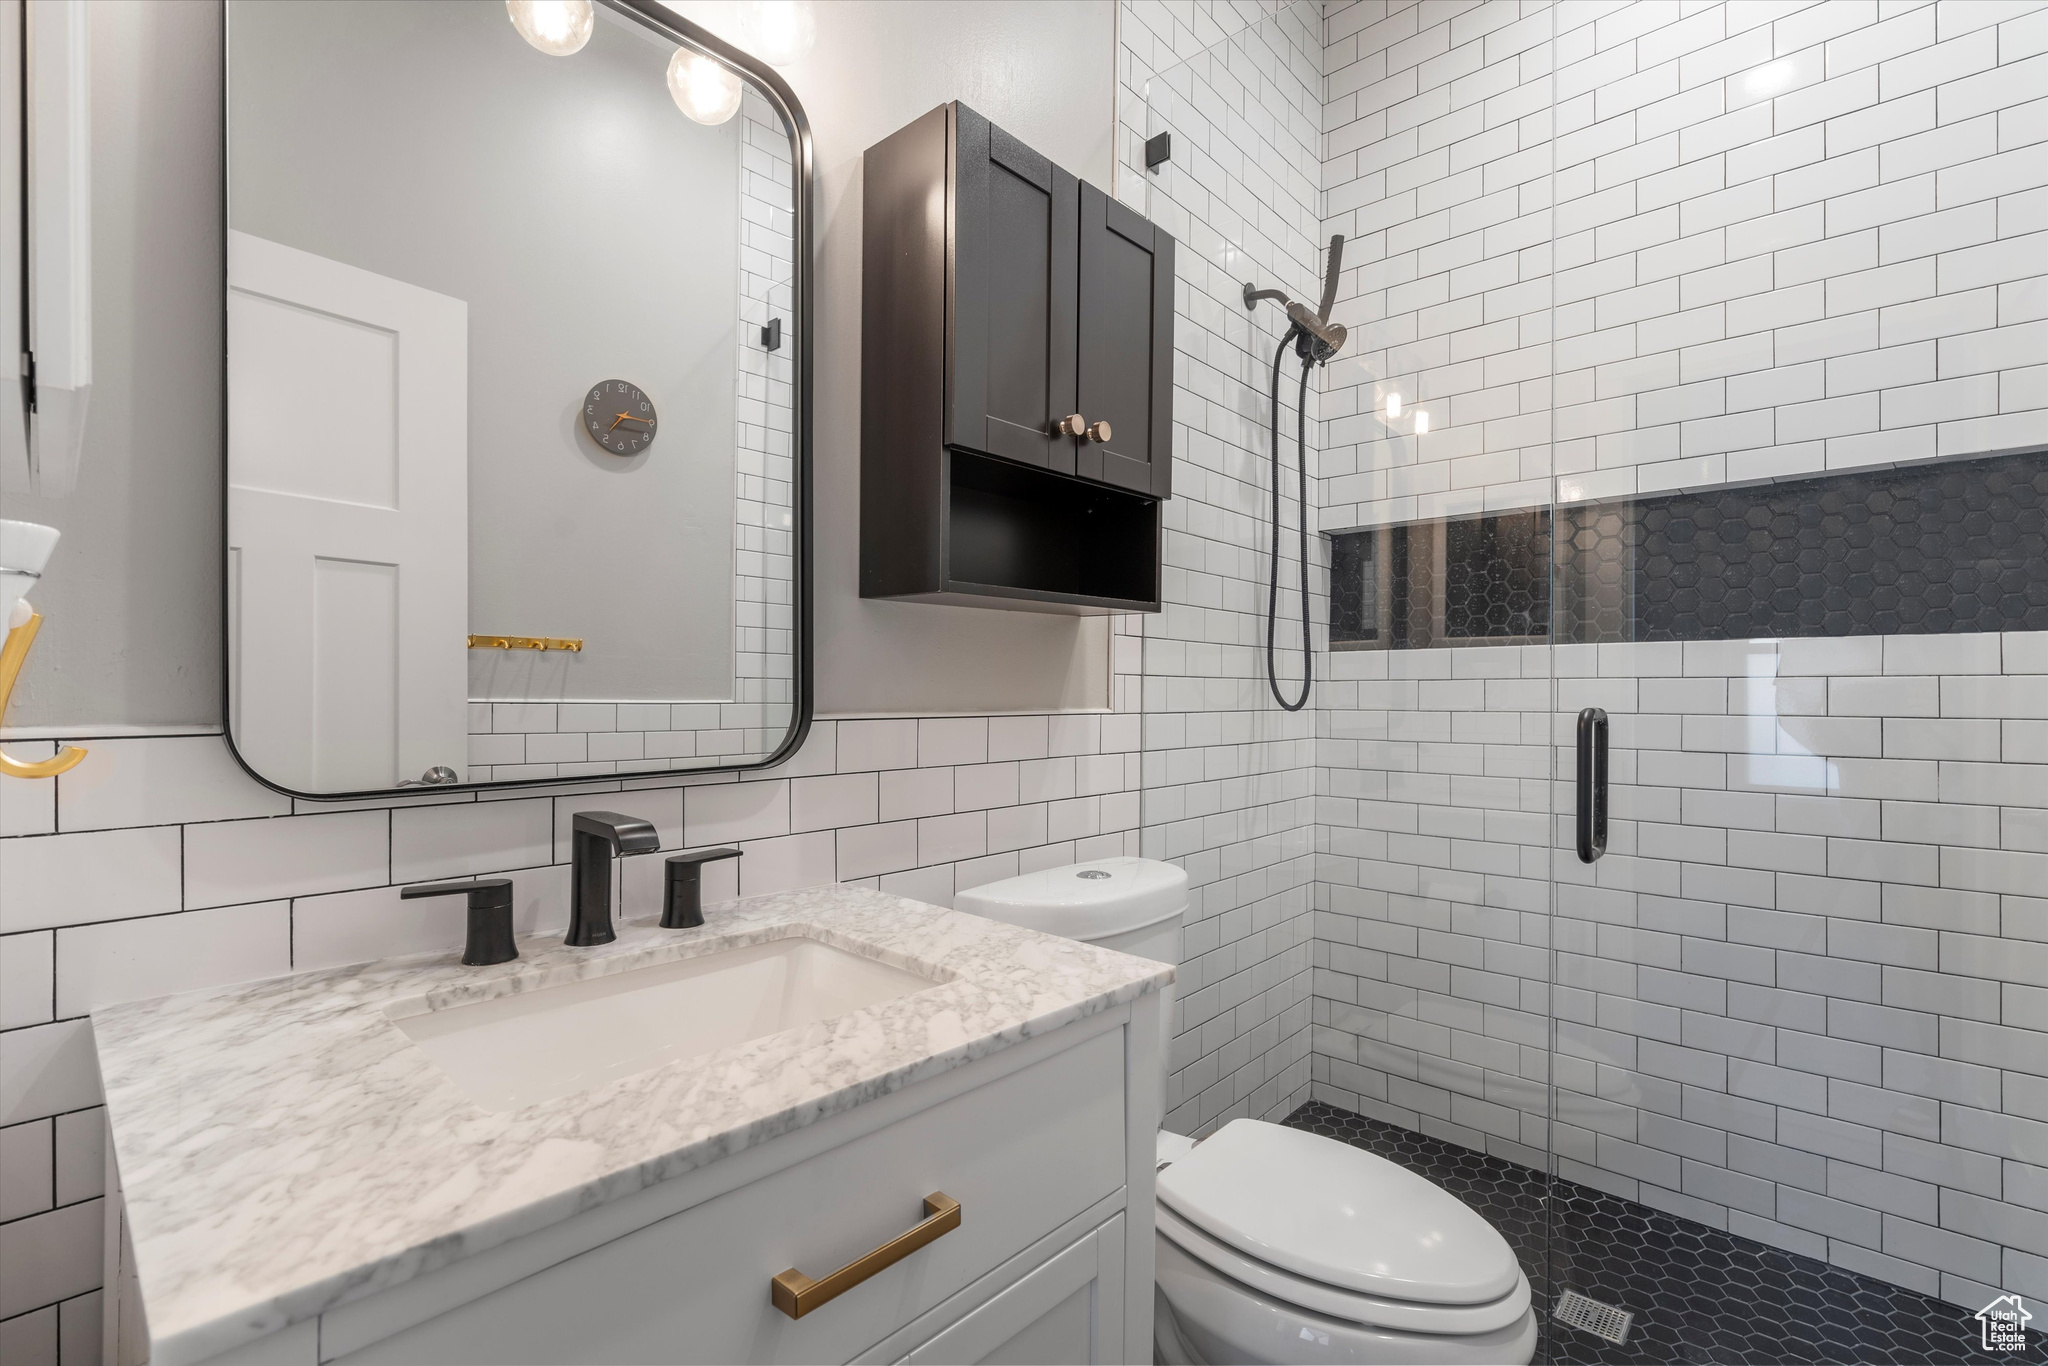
1316 233 1344 322
1242 233 1348 363
1285 301 1347 362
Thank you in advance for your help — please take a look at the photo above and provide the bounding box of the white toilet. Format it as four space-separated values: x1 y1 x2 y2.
956 858 1538 1366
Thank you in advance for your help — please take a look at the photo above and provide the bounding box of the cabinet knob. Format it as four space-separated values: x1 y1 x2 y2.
1085 420 1113 444
1054 413 1086 438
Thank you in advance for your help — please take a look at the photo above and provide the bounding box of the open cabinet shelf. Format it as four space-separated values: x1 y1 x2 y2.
905 449 1160 614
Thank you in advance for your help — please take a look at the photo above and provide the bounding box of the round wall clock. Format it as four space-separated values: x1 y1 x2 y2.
582 379 658 455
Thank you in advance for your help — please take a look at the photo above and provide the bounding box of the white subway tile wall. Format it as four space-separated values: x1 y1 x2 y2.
731 87 800 748
1122 0 1327 1136
1318 0 2048 531
1317 630 2048 1311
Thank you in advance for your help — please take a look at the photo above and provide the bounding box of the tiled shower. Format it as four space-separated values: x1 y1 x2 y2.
1126 0 2048 1352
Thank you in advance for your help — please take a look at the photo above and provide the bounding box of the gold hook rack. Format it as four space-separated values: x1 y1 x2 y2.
467 634 584 653
0 613 88 779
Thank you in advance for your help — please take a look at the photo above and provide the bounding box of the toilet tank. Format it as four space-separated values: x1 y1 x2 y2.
955 857 1187 964
959 857 1185 1113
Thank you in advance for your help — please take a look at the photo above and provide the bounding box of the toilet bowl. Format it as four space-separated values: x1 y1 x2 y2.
956 858 1538 1366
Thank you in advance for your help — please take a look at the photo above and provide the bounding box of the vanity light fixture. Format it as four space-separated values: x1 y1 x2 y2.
1414 410 1430 435
506 3 741 130
743 0 816 67
669 49 742 125
506 0 593 56
1384 392 1402 420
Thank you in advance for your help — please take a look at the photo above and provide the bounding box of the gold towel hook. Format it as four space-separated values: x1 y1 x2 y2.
466 634 583 653
0 613 87 779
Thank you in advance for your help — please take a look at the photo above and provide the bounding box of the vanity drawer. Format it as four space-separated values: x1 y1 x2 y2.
336 1025 1128 1365
903 1213 1125 1365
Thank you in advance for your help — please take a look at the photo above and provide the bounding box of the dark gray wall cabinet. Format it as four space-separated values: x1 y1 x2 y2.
862 102 1173 614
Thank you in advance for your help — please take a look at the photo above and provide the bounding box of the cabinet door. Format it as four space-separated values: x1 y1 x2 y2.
906 1215 1125 1366
1075 185 1173 499
948 104 1080 476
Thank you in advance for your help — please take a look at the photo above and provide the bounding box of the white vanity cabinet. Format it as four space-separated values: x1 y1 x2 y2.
97 892 1170 1366
134 1004 1159 1366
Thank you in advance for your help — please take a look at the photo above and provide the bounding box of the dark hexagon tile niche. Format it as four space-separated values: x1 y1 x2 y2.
1280 1101 2048 1365
1328 447 2048 651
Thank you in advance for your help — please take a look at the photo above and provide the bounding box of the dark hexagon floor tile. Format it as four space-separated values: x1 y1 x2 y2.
1280 1101 2048 1366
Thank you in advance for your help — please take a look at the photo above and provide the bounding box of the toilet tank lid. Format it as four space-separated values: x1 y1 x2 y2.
955 857 1188 942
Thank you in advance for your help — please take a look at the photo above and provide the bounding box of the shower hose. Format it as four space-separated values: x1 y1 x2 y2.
1266 329 1314 712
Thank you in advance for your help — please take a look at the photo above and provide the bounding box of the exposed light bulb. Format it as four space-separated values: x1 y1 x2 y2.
506 0 592 56
1384 392 1402 420
743 0 815 67
1414 410 1430 435
669 49 742 125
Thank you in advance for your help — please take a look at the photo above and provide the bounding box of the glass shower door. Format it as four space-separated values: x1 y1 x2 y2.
1540 1 2048 1361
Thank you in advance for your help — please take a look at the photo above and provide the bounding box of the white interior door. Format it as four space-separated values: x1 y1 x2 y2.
228 229 467 792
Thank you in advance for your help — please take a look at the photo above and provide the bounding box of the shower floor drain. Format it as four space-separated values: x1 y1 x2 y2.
1555 1290 1633 1345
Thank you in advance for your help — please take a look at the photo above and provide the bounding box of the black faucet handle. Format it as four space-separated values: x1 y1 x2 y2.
400 880 518 966
661 849 742 929
400 878 513 905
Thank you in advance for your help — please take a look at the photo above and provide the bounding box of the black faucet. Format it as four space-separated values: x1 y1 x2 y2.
567 811 661 946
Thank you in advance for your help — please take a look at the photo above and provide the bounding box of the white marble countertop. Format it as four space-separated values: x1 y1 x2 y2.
92 885 1172 1366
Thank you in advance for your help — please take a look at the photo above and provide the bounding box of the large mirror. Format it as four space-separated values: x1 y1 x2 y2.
221 0 808 797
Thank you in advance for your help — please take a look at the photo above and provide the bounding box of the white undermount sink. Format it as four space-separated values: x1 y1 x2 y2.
393 935 944 1111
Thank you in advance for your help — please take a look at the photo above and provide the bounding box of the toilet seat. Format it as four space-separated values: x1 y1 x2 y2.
1154 1235 1539 1366
1155 1120 1529 1335
1157 1205 1531 1336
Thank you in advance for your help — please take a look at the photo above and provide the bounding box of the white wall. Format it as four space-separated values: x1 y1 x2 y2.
462 87 802 778
0 1 222 728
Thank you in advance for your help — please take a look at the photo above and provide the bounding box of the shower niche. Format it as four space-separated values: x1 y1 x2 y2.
860 101 1171 614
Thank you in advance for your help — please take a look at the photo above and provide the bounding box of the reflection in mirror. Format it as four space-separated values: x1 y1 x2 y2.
224 0 802 795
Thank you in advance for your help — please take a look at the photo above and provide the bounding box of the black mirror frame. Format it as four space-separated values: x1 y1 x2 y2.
218 0 813 801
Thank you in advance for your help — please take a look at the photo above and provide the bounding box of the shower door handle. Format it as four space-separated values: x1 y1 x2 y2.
1576 707 1608 864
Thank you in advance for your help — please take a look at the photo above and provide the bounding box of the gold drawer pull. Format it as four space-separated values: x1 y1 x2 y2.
770 1192 961 1319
